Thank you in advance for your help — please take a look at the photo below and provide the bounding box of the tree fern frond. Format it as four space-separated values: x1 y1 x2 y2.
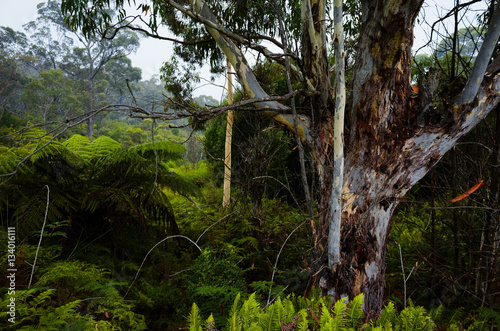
14 124 51 146
156 164 203 199
129 140 185 161
63 134 93 159
89 135 122 158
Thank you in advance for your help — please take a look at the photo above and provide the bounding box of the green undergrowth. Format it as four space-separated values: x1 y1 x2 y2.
188 290 499 331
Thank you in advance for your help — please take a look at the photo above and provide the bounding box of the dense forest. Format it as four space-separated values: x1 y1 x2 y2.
1 0 499 330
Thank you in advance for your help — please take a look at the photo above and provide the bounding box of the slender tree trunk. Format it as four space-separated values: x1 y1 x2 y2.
223 60 234 208
86 42 94 138
478 105 500 306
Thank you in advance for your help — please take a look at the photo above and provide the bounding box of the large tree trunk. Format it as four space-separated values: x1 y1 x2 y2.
183 0 500 317
313 0 500 317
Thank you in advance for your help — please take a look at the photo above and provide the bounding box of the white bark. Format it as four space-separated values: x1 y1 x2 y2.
328 0 345 280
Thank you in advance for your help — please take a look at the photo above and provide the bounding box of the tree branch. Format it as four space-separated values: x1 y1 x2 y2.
455 3 500 106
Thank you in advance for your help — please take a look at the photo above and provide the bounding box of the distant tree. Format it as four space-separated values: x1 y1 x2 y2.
22 69 82 123
25 0 141 137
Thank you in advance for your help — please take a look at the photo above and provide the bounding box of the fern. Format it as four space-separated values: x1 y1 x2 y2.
320 301 335 330
396 305 434 331
240 293 261 330
206 313 216 330
259 297 283 331
374 301 396 330
295 310 309 331
88 135 122 158
129 140 186 160
188 302 203 331
227 293 243 331
62 134 93 159
345 294 364 329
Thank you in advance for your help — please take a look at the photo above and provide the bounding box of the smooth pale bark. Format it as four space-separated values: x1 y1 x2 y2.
327 0 345 293
222 61 234 208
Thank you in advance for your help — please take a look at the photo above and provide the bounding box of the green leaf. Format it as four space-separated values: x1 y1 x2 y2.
188 302 203 331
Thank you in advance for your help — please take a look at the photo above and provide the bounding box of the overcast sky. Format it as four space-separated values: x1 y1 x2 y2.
0 0 488 99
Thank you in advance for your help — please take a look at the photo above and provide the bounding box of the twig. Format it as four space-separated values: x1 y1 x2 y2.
124 235 202 298
28 185 50 288
396 241 406 308
267 221 306 305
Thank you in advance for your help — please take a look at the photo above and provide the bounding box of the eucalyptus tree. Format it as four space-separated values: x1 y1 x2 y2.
26 0 141 137
61 0 500 317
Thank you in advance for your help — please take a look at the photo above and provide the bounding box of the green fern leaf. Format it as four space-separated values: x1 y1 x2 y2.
89 136 122 158
295 310 309 331
282 296 296 324
377 301 396 328
188 302 203 331
345 294 364 328
240 293 261 330
129 140 186 161
227 293 242 331
63 134 93 159
259 297 281 331
331 297 347 330
206 313 216 330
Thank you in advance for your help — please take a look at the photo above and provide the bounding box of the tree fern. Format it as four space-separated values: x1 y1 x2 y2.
88 135 122 158
129 140 186 160
62 134 93 159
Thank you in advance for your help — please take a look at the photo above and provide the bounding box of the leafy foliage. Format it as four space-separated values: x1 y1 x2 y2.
187 292 442 330
0 127 201 238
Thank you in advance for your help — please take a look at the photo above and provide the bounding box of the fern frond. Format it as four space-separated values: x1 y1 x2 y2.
295 311 309 331
282 296 296 324
377 301 396 328
259 297 284 331
188 302 203 331
89 135 122 158
331 297 348 330
227 293 242 331
206 313 216 330
129 140 185 161
320 300 335 330
240 293 261 330
345 294 364 328
63 134 93 159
